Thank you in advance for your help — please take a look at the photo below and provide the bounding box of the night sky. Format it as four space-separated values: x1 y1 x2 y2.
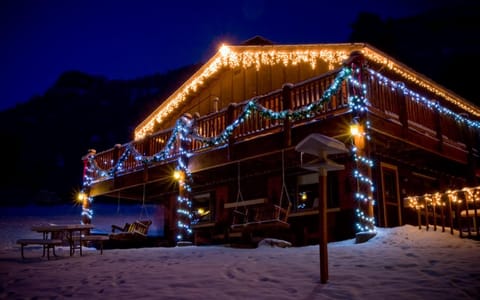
1 0 449 111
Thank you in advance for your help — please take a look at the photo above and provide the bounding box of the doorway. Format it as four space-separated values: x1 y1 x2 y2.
380 162 402 227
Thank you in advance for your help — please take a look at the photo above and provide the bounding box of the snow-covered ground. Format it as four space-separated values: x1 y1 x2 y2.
1 204 479 299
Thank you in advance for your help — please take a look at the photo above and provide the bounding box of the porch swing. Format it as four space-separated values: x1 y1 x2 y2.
110 184 152 240
228 151 292 232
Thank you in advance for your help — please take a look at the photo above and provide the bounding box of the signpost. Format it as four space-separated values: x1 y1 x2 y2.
296 133 348 284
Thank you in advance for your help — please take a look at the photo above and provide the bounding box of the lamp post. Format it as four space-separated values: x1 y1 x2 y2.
296 133 348 284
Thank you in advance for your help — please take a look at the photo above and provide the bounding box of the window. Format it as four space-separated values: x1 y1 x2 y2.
297 183 318 210
327 174 340 209
296 173 340 211
296 173 318 211
192 192 215 224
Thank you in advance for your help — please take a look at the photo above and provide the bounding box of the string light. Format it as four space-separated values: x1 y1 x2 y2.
135 44 480 140
135 44 353 139
82 48 479 235
362 48 480 117
407 186 480 215
83 64 374 235
368 69 480 129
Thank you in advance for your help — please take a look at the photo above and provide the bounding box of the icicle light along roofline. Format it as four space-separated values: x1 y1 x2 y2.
361 48 479 118
134 43 480 140
134 44 352 140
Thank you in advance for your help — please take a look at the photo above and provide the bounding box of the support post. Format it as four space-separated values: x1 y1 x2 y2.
80 149 96 225
318 168 328 284
295 133 348 284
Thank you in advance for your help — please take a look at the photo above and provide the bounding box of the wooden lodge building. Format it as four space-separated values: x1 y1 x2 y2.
80 37 480 246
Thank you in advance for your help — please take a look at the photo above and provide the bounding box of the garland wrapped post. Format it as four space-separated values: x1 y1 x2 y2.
346 51 376 242
174 114 194 245
80 149 97 225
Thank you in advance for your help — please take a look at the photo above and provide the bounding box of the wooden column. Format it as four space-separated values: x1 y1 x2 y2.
81 149 96 225
347 50 375 235
177 175 186 241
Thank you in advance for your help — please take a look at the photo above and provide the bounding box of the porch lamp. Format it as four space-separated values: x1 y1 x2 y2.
350 122 365 150
350 123 360 136
77 192 86 203
173 169 184 182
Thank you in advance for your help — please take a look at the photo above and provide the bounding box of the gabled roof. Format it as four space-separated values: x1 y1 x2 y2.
240 35 275 45
134 41 480 140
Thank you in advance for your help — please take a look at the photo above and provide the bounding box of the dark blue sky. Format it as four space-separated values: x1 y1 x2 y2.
1 0 445 111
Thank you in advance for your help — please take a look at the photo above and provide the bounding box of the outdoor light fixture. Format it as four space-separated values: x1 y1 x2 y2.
350 124 360 136
77 192 86 203
173 170 184 181
350 123 365 150
301 192 308 201
350 116 364 137
219 44 231 56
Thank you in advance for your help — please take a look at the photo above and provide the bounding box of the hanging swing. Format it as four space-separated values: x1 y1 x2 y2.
229 150 292 232
230 162 247 225
114 185 150 219
110 184 152 239
138 183 150 220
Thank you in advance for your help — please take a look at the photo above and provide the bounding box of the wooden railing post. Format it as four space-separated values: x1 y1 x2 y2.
462 115 478 187
113 144 122 166
397 84 409 138
447 193 454 235
433 100 444 152
282 83 293 147
143 136 151 182
142 135 151 157
424 196 430 231
81 148 96 185
113 144 122 188
226 103 236 160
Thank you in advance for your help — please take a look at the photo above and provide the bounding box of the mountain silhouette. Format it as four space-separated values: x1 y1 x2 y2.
1 2 478 205
0 64 200 204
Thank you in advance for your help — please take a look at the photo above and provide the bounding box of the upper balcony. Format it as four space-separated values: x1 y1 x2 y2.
83 62 480 197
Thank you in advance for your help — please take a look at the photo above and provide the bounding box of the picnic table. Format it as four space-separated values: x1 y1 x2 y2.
28 223 94 257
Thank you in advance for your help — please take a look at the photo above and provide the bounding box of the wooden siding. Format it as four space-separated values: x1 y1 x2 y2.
155 62 334 130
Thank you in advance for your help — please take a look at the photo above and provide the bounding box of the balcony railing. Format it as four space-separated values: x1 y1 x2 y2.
405 186 480 239
86 66 477 183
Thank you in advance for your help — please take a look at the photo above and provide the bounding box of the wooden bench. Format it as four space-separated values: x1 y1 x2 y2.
16 239 63 260
224 198 268 209
81 235 109 254
226 198 291 231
